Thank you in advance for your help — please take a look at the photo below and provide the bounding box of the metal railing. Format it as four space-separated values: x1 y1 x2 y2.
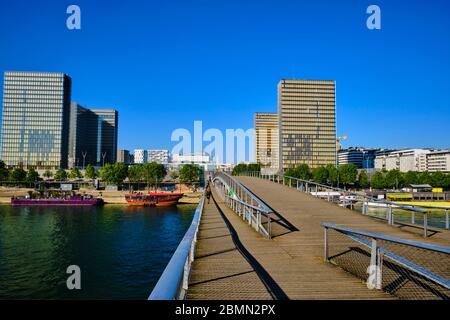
213 172 272 238
321 222 450 299
239 171 450 237
148 194 205 300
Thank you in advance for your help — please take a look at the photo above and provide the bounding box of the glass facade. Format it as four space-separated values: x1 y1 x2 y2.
69 103 118 168
0 71 71 169
254 112 279 173
278 79 336 170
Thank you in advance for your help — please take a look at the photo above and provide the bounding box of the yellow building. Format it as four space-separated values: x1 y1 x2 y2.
278 79 336 170
255 112 279 173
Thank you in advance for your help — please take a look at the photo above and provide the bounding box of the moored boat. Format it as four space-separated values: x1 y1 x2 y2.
11 195 104 206
125 192 184 206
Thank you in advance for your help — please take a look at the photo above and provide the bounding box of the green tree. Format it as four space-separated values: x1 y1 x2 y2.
26 168 40 182
99 163 128 185
247 163 261 173
312 166 329 184
403 171 419 186
68 167 82 180
54 169 68 181
170 170 180 181
0 160 9 181
371 172 385 189
85 164 97 180
430 171 447 188
338 164 358 187
141 162 166 189
128 165 143 182
231 163 249 176
179 164 200 186
9 167 27 182
385 169 404 189
43 170 53 179
358 171 370 189
325 164 339 186
418 171 432 185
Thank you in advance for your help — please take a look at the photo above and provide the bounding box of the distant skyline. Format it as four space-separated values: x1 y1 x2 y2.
1 0 449 154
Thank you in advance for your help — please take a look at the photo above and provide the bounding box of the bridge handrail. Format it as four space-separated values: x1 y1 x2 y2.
243 171 427 213
213 172 272 238
321 222 450 291
148 194 205 300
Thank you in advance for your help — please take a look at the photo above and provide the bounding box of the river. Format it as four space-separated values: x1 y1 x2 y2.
0 204 196 299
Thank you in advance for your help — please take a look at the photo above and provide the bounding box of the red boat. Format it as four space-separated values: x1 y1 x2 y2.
125 192 184 206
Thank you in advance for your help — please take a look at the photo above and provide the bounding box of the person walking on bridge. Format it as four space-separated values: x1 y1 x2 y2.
205 183 212 204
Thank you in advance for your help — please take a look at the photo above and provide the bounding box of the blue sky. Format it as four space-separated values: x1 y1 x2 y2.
0 0 449 153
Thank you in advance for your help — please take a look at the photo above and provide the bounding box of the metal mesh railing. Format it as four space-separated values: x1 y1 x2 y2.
322 223 450 300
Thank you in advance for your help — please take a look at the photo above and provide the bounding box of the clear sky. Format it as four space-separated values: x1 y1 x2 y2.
0 0 449 153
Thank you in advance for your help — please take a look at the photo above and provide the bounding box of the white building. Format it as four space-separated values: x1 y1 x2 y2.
133 149 147 164
418 150 450 172
171 153 210 164
147 149 169 164
374 149 432 172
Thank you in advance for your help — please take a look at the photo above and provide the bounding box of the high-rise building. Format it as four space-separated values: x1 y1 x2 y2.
278 79 336 170
0 71 72 169
147 149 169 164
254 112 279 173
134 149 147 164
69 103 118 168
117 149 133 164
338 147 378 169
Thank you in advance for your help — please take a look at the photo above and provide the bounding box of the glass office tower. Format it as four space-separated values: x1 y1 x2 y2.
255 112 279 174
278 79 336 170
0 71 71 169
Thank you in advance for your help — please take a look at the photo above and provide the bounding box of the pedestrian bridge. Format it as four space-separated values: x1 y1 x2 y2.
149 172 450 300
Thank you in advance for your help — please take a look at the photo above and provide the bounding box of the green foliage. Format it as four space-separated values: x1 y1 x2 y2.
54 169 68 181
338 164 358 186
358 171 370 188
85 164 97 180
170 170 180 181
0 160 10 181
403 171 419 186
9 167 27 182
285 163 312 180
247 163 261 173
43 170 53 179
99 163 128 185
312 166 329 184
231 163 249 176
370 172 385 189
384 169 404 189
68 167 83 179
26 168 40 182
179 164 200 185
430 171 446 188
325 164 339 185
141 162 166 187
128 165 143 182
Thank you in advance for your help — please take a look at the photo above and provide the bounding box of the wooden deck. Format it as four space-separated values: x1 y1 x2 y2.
187 177 450 300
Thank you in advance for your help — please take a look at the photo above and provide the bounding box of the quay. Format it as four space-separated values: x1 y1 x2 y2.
149 172 450 300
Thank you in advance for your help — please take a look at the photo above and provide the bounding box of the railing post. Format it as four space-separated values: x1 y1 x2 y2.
411 212 415 225
369 238 382 290
424 212 428 237
324 227 329 262
296 180 299 190
446 209 449 230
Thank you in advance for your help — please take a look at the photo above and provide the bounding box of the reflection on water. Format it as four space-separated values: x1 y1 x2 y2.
353 204 448 229
0 204 196 299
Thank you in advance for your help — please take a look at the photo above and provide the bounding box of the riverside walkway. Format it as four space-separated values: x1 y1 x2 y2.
186 176 450 300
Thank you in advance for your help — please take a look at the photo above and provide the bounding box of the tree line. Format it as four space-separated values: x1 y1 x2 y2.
231 161 450 190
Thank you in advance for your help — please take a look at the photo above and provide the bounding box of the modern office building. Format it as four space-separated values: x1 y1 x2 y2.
374 149 432 172
338 147 377 169
278 79 336 170
69 103 118 168
255 112 279 174
117 149 133 164
171 153 210 163
0 71 72 169
147 149 169 164
134 149 147 164
418 150 450 172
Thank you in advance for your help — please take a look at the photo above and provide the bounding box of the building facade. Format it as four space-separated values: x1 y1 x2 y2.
117 149 133 164
147 149 169 163
0 71 72 169
255 112 279 174
418 150 450 172
374 149 432 172
338 147 377 169
133 149 147 164
171 153 210 163
278 79 336 170
69 103 118 168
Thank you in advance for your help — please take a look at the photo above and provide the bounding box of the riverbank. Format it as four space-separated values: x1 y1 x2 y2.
0 186 202 204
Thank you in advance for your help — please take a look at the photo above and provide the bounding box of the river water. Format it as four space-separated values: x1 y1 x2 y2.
0 204 196 299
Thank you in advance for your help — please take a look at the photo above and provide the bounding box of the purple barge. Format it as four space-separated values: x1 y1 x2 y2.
11 195 104 206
